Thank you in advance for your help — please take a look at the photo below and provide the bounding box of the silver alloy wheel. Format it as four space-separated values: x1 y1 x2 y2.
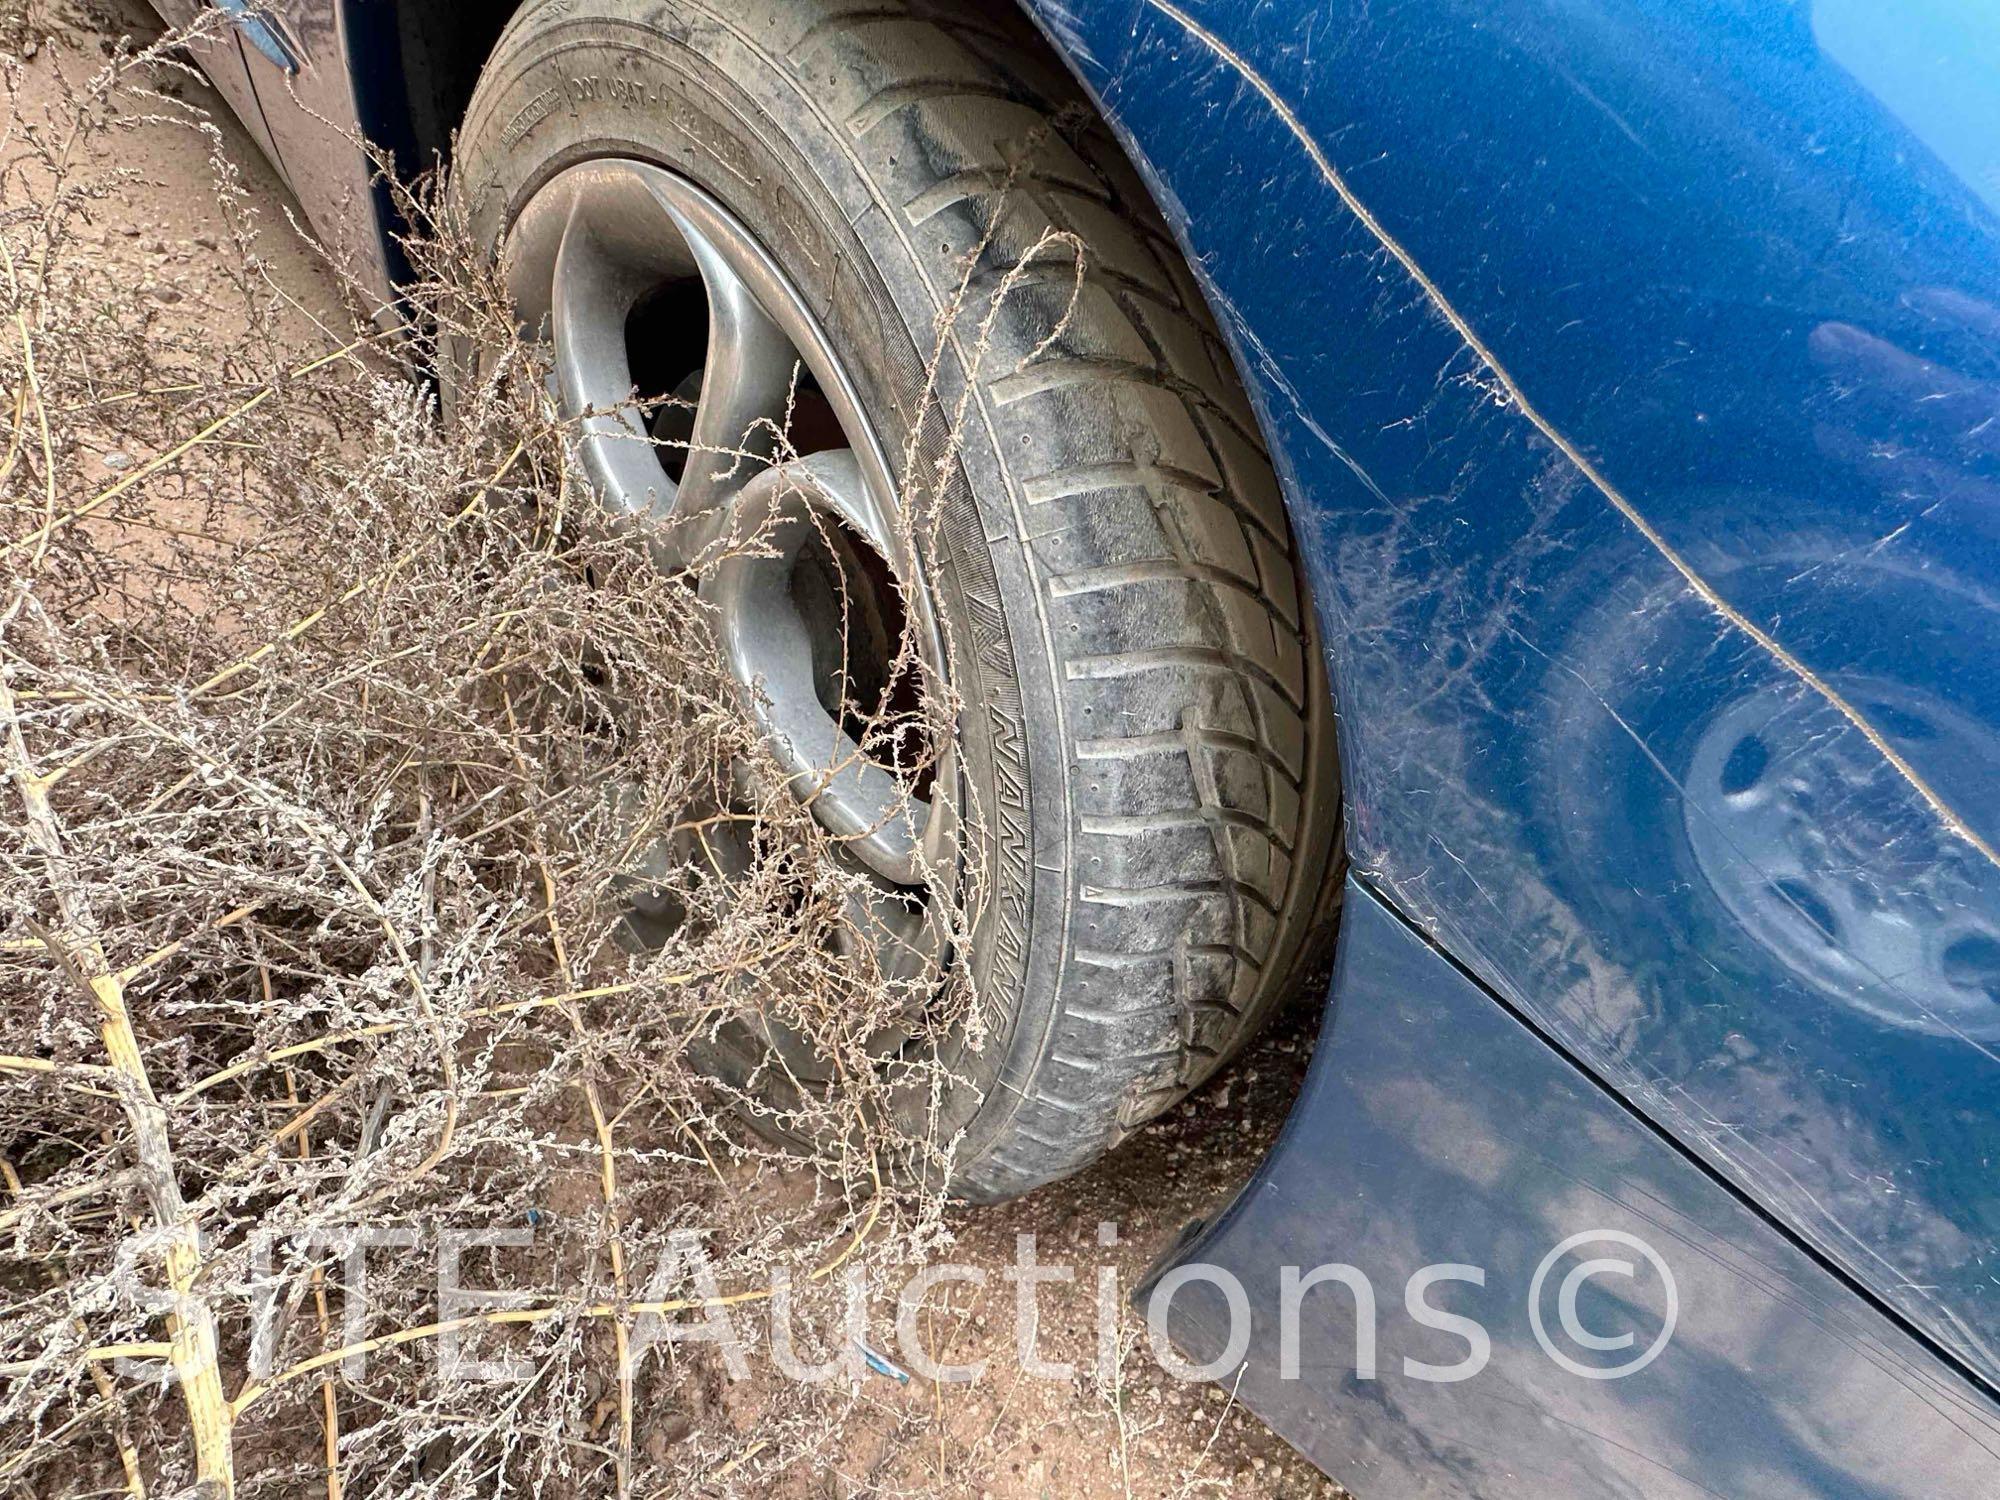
504 159 953 970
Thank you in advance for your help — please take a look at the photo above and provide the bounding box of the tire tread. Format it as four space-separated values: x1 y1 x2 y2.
798 5 1340 1196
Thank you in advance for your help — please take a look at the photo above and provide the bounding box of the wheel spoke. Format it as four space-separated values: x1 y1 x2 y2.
705 452 940 886
838 872 945 987
661 201 798 545
550 192 679 541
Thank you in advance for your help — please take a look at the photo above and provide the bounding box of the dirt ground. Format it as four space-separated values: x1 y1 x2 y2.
5 6 1349 1496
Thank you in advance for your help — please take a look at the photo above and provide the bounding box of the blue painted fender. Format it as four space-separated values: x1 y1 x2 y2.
1150 879 2000 1498
1019 0 2000 1392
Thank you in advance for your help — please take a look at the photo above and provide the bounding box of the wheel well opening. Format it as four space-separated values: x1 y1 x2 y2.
344 0 518 184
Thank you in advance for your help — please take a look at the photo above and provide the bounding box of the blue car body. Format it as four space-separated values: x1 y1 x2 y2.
176 1 2000 1492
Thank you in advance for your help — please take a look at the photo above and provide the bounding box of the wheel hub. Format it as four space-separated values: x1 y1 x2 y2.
504 159 954 973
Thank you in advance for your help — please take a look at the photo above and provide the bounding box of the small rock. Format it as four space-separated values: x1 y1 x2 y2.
101 451 132 471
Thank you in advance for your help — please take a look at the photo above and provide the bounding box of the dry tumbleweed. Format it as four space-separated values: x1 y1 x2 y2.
0 21 1022 1496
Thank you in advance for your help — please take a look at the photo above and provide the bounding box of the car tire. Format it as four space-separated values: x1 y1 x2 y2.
453 0 1341 1199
